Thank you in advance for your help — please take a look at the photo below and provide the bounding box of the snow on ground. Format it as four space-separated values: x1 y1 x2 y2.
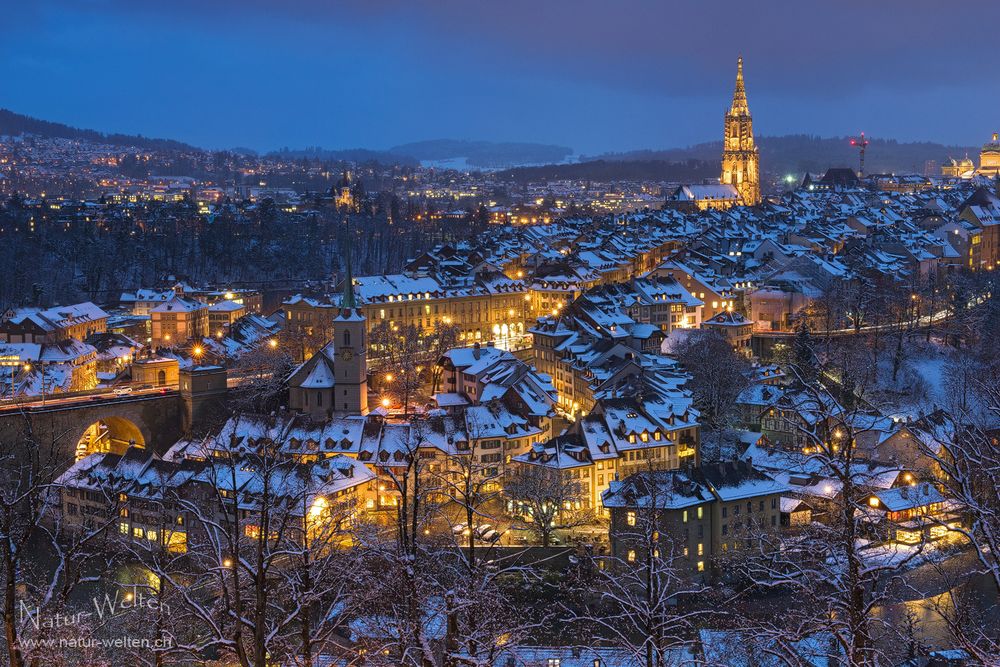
857 538 966 570
869 340 952 421
908 354 948 407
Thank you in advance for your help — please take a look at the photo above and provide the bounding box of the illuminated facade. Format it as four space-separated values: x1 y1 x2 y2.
978 132 1000 177
720 57 761 206
941 134 1000 179
150 296 209 348
342 269 536 352
941 155 975 178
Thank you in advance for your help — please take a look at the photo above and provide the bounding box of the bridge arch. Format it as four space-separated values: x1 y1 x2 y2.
74 416 147 460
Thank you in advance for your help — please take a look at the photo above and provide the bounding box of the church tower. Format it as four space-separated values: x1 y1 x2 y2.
720 56 761 206
332 237 368 415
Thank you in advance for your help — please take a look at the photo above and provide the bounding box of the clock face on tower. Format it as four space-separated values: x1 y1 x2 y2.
340 348 354 361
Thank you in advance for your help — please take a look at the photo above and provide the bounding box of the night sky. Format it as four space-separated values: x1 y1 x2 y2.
2 1 998 154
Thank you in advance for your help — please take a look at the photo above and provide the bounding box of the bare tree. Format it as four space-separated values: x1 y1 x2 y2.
672 330 750 431
229 338 296 414
133 419 363 667
729 372 918 667
569 473 707 667
504 463 593 548
0 413 123 667
369 322 425 415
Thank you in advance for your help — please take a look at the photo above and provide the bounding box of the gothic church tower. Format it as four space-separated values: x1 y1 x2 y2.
720 56 761 206
332 238 369 416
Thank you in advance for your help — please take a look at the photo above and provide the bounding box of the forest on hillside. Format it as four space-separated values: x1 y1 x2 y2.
595 134 981 176
0 108 197 152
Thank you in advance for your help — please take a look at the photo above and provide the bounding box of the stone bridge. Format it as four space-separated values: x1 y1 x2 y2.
0 393 184 461
0 367 230 464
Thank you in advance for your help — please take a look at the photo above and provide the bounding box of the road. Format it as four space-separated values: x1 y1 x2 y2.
0 385 177 413
753 297 986 339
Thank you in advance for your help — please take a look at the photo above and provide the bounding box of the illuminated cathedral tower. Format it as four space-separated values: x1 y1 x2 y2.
720 56 761 206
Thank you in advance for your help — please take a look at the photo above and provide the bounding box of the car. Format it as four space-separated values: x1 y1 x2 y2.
480 529 500 543
113 387 134 396
452 522 468 536
474 523 493 538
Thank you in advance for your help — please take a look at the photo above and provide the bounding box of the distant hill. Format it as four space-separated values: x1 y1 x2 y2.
267 146 419 166
389 139 573 169
497 159 718 184
0 108 198 152
595 135 980 176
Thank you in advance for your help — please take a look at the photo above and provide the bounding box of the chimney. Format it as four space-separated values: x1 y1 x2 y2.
473 342 481 359
901 487 908 500
486 341 495 348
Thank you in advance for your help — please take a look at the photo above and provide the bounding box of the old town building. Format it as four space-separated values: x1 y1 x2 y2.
603 460 785 573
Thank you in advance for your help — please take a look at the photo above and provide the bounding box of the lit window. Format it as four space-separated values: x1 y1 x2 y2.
627 550 636 563
626 511 636 526
697 506 703 520
682 510 688 523
697 560 705 572
698 542 704 556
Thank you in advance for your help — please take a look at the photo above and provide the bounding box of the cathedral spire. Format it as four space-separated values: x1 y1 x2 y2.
729 56 749 115
720 55 760 206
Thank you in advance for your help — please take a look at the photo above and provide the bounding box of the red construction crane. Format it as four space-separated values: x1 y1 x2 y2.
850 132 870 179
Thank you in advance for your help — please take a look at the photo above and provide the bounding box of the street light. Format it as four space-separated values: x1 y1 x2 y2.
268 339 278 349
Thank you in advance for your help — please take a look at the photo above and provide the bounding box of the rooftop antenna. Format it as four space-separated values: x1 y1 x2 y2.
850 132 870 178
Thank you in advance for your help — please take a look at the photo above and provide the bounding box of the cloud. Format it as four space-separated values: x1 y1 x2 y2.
1 1 998 152
76 0 1000 96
